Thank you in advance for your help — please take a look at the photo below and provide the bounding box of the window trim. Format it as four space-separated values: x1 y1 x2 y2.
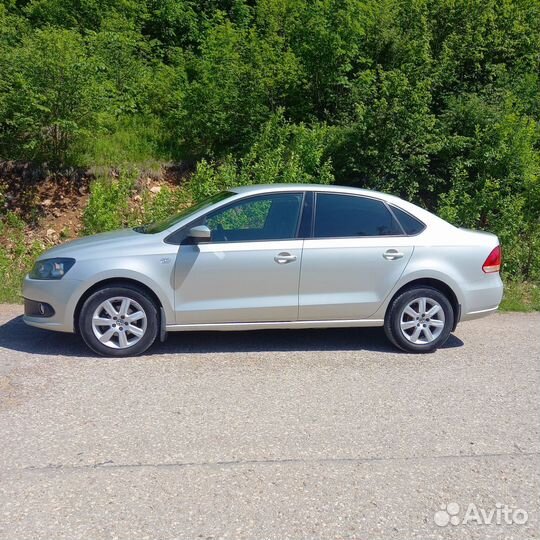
311 192 407 240
297 191 314 239
164 191 307 245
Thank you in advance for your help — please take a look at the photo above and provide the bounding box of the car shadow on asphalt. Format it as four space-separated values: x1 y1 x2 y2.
0 315 464 357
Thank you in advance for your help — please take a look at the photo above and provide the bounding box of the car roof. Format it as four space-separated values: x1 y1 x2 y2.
231 183 393 200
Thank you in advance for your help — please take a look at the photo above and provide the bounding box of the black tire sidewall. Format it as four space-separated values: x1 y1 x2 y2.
385 287 454 353
79 286 158 357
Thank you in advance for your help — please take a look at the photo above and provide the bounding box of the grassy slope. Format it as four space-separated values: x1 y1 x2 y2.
500 281 540 311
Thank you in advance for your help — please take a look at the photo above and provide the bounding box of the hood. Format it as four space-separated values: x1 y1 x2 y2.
38 228 150 260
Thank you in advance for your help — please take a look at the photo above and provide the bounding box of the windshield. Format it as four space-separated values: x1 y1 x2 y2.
135 191 235 234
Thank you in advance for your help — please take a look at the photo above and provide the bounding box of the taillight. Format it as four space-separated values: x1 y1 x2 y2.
482 245 502 273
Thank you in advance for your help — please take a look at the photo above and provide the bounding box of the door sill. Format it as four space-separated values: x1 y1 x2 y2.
166 319 384 332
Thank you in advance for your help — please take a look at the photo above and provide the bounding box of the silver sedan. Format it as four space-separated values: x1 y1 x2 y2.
23 184 503 356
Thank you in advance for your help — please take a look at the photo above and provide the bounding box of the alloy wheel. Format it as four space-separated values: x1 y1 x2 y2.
399 297 445 345
91 296 147 349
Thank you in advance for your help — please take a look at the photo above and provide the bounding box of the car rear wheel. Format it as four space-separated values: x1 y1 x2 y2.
79 285 158 357
384 286 454 353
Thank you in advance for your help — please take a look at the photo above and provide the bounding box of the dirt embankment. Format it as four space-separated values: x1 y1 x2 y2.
0 161 189 246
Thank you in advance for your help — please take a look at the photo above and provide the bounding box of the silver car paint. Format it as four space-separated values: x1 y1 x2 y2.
299 236 414 320
23 184 503 334
174 240 304 323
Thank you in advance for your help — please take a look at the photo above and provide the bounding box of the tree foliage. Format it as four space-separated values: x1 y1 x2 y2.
0 26 102 164
0 0 539 278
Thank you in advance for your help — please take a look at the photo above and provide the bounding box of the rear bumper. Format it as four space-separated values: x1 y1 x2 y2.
460 305 500 321
460 274 503 322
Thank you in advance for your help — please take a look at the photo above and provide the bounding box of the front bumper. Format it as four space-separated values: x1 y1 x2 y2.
22 276 83 333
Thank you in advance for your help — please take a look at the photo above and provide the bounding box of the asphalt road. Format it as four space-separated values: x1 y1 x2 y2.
0 305 538 540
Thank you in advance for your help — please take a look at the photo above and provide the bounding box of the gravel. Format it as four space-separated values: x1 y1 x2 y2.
0 305 538 539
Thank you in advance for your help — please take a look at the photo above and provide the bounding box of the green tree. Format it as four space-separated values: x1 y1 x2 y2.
0 28 102 164
189 111 333 200
171 14 302 159
1 0 540 282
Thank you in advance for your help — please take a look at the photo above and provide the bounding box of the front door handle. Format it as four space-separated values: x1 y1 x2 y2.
274 252 297 264
383 249 404 260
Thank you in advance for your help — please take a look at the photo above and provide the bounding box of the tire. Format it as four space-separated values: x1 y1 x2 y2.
384 286 454 353
79 285 159 357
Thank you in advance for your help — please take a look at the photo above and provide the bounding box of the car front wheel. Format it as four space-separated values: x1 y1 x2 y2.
79 285 158 357
384 286 454 353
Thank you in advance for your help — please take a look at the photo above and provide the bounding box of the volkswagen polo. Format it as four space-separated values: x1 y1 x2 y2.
23 184 503 356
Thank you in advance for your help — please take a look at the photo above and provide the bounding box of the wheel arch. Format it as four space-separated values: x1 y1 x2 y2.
74 278 164 334
385 278 461 331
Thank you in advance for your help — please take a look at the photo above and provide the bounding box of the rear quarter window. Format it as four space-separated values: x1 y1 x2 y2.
390 205 426 235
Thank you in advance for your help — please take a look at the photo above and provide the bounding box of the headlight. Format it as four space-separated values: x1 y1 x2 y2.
29 258 75 280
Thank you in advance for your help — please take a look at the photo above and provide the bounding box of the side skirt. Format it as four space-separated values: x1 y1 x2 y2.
166 319 385 332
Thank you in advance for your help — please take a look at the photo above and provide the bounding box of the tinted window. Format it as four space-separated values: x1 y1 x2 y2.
390 205 425 235
314 194 402 237
205 193 303 242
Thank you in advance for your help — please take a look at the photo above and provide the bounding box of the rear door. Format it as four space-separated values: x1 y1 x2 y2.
299 193 414 320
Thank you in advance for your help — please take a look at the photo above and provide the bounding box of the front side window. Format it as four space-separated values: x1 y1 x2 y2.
137 191 234 234
314 193 402 238
204 193 303 242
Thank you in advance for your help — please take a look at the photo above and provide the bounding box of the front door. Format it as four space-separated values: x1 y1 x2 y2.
174 192 304 324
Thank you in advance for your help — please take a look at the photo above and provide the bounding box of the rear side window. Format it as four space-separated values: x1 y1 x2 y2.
390 205 426 235
314 193 402 238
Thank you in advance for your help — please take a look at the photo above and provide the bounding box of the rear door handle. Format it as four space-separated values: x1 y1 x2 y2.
274 252 297 264
383 249 404 260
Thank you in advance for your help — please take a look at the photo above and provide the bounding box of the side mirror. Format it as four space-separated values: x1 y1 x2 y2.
188 225 211 243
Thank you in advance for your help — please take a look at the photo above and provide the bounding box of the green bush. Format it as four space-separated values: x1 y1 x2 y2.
75 115 167 168
142 185 191 224
240 111 334 186
437 96 540 280
0 27 102 165
188 111 334 201
189 157 241 202
171 16 303 160
87 27 155 118
82 172 138 234
83 169 192 235
0 213 44 303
